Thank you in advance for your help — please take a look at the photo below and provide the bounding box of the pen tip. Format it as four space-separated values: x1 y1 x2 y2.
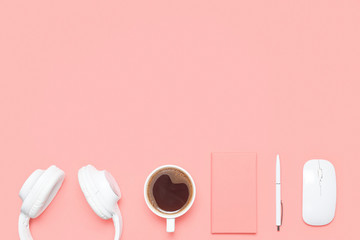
277 226 280 231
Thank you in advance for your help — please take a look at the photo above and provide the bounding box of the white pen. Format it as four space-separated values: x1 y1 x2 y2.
276 154 282 231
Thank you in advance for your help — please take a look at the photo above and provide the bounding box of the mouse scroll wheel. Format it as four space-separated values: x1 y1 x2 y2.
318 169 323 179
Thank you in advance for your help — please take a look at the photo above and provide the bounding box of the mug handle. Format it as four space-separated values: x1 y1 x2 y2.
166 218 175 232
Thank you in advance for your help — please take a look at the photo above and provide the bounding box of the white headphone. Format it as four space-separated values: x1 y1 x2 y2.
18 165 123 240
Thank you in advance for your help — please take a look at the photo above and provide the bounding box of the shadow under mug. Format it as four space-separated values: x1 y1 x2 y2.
144 165 196 232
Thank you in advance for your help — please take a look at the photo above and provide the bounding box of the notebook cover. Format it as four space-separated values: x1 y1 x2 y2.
211 152 257 234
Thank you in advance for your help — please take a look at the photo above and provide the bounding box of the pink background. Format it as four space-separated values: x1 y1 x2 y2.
1 0 360 239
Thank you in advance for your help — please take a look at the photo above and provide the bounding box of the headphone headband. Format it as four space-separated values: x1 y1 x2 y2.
18 213 33 240
113 207 123 240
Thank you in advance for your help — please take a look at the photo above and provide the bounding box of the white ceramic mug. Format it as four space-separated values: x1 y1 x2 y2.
144 165 196 232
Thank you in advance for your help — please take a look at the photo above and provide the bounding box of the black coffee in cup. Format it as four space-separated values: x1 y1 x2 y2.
146 167 193 213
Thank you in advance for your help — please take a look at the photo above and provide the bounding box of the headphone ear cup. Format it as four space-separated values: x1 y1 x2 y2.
20 166 65 218
78 166 111 219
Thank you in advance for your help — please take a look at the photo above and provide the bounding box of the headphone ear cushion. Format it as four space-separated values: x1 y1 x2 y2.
84 192 108 219
19 169 44 202
78 166 111 219
20 166 65 218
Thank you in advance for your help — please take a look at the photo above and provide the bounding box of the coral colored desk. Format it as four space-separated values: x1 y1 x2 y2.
1 1 360 239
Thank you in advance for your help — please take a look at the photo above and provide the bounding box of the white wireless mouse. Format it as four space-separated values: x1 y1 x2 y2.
302 159 336 226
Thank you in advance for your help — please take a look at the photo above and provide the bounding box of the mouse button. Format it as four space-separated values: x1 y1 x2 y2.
304 168 316 184
321 161 336 178
305 160 317 167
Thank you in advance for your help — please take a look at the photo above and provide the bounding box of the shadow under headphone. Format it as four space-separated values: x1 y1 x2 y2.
18 165 123 240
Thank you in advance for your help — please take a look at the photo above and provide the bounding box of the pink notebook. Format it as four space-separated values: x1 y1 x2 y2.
211 152 257 234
